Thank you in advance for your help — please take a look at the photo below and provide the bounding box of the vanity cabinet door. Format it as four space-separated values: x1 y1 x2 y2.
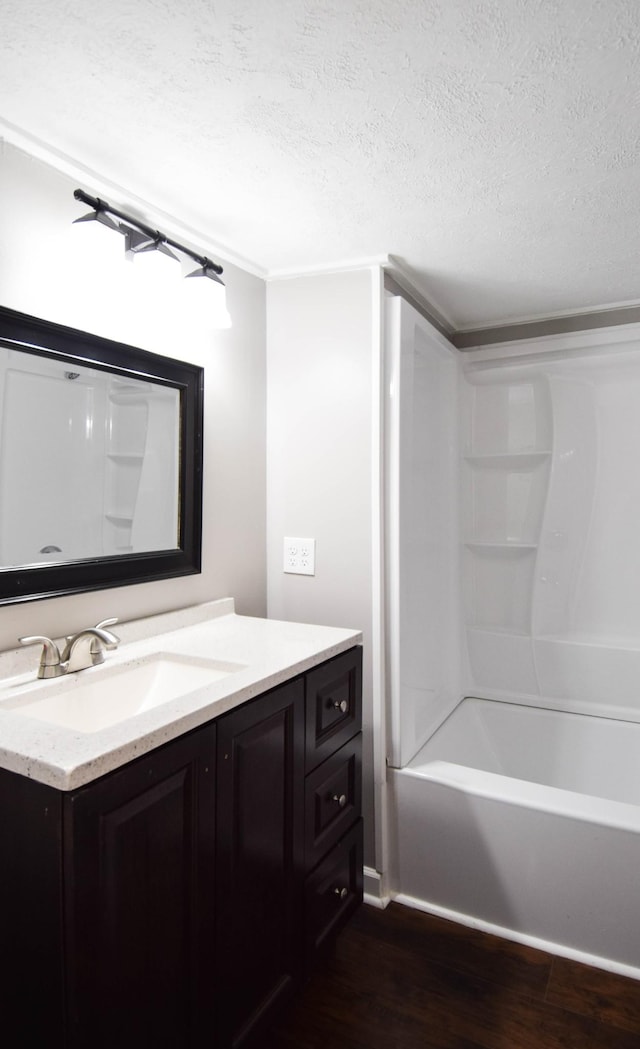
1 769 65 1048
215 677 305 1048
63 723 217 1049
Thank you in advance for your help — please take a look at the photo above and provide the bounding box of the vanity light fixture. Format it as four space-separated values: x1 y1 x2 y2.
123 226 180 262
185 262 232 328
73 198 121 233
73 188 231 327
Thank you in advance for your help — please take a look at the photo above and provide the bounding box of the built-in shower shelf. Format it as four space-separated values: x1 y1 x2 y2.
105 513 134 527
465 541 538 551
107 452 144 463
109 388 175 405
463 452 551 469
467 624 532 638
108 393 150 407
537 633 640 651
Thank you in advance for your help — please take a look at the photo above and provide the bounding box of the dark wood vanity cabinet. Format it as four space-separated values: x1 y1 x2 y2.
3 726 217 1049
64 725 217 1049
303 647 364 962
215 676 305 1047
214 645 364 1047
1 645 363 1049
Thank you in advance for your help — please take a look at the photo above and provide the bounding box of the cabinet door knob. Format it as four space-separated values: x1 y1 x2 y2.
334 886 348 900
332 793 347 808
332 699 348 713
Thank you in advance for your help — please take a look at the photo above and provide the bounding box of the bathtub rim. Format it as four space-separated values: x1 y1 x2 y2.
461 682 640 728
400 759 640 834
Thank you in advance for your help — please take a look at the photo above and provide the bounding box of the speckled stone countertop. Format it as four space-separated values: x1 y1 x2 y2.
0 599 361 791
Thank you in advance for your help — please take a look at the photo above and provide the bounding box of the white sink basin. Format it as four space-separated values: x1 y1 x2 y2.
0 653 246 733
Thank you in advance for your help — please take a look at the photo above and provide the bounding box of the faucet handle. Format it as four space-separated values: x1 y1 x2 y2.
95 618 120 647
18 636 64 679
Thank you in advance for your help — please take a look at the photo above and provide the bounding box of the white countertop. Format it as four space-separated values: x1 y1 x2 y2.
0 599 361 791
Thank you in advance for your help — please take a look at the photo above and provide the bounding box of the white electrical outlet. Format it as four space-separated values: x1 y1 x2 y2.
284 537 316 575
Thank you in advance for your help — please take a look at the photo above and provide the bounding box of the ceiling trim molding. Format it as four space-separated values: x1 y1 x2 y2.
383 273 455 344
0 118 267 278
383 256 457 337
453 303 640 350
266 255 392 281
462 321 640 365
267 257 459 347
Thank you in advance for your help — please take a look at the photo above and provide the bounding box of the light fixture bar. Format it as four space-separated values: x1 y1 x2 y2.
73 188 224 277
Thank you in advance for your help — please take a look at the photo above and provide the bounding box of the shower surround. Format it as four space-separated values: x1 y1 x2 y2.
385 297 640 976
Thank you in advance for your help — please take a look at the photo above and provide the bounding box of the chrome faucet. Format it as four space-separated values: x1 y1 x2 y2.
17 635 65 678
19 618 120 678
61 618 120 673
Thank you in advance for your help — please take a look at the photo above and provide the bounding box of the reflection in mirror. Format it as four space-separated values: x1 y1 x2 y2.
0 306 203 605
1 347 181 567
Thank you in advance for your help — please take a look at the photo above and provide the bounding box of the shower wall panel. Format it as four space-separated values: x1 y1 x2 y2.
385 297 461 768
463 346 640 721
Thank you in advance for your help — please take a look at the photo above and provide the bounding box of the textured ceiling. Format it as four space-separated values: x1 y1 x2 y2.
1 0 640 327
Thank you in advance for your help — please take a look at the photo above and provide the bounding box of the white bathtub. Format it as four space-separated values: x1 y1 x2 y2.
388 697 640 978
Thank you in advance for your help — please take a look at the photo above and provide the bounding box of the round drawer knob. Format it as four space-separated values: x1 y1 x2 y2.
332 793 347 808
334 886 348 900
332 699 348 713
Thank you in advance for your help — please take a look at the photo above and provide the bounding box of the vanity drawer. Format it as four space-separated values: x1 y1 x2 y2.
304 821 363 963
304 735 361 871
305 646 362 772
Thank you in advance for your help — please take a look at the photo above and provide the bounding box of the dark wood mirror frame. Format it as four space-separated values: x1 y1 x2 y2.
0 306 203 605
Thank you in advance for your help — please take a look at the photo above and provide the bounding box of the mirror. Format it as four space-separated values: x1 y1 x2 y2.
0 306 203 604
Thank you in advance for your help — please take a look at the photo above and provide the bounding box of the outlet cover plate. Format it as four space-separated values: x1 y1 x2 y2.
284 537 316 575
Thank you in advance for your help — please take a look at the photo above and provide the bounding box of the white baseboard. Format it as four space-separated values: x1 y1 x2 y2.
392 892 640 982
363 866 391 909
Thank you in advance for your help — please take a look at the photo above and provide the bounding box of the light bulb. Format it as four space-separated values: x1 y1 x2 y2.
184 267 232 329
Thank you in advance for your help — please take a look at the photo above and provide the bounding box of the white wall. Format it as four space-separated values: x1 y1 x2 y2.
0 140 267 650
266 269 381 867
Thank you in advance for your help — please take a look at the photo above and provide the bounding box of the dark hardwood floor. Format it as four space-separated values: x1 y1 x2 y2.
263 902 640 1049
